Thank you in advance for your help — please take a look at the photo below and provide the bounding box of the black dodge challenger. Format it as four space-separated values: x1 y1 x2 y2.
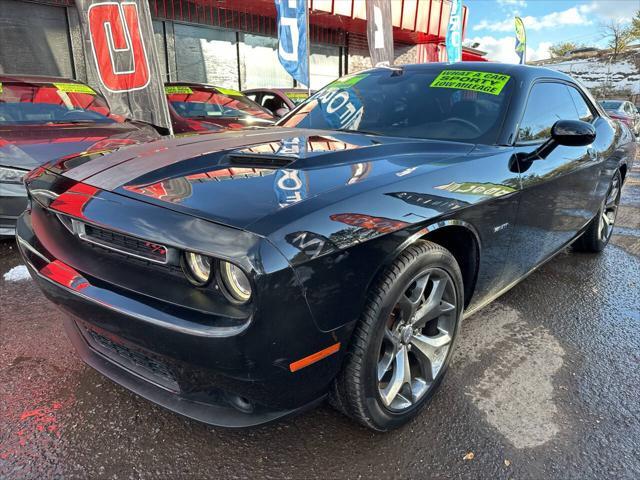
16 63 636 431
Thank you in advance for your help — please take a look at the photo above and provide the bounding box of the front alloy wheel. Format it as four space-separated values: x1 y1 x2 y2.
377 269 456 411
330 240 463 431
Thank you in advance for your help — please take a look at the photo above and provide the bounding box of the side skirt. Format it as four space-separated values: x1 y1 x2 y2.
463 226 589 319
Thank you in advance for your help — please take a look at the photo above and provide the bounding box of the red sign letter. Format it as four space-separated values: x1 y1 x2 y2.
88 2 150 92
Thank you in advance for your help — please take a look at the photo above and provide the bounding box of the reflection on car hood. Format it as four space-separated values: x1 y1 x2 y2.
0 123 159 170
58 127 475 230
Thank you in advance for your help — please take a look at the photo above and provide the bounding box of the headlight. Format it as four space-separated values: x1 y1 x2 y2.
0 166 28 184
183 252 213 286
218 261 252 303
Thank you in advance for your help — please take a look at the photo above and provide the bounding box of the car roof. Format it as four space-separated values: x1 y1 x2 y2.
165 81 230 90
0 74 87 85
243 88 310 94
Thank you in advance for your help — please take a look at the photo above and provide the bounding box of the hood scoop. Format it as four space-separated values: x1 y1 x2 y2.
226 153 295 168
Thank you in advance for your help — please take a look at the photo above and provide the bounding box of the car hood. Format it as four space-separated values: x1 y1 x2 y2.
0 122 159 170
57 127 475 230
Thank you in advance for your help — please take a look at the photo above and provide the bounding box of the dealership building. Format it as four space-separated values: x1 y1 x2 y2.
0 0 486 90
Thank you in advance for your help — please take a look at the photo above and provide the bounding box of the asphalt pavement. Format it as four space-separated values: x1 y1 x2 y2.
1 164 639 479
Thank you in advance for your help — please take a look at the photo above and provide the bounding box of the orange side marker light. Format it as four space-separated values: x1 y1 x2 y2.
289 343 341 373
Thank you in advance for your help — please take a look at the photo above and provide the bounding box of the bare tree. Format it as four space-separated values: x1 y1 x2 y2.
600 19 633 60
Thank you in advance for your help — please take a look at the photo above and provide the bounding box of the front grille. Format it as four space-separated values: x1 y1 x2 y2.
84 327 179 392
79 222 168 264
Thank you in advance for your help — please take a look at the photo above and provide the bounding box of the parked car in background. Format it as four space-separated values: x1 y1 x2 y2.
165 83 275 134
17 64 635 431
599 99 640 135
243 88 313 118
0 75 160 237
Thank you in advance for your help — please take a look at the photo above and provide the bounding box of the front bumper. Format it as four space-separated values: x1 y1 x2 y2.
16 195 349 426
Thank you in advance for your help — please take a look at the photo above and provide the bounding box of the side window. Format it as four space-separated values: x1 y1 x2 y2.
568 87 594 123
261 94 285 114
517 83 579 143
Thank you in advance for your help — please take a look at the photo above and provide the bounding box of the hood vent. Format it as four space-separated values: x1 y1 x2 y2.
226 153 295 168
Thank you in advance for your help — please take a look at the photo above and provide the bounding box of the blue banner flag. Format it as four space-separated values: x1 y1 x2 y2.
446 0 463 63
275 0 310 87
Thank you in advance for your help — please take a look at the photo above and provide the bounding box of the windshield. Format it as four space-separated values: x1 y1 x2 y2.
166 86 274 121
278 68 514 144
599 101 622 110
0 82 115 125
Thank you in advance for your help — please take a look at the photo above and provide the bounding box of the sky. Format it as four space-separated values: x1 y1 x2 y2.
464 0 637 62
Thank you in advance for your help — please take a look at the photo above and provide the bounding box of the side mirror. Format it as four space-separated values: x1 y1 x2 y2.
550 119 596 147
517 119 596 167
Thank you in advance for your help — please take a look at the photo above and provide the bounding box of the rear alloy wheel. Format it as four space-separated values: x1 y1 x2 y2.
330 240 463 431
574 170 622 253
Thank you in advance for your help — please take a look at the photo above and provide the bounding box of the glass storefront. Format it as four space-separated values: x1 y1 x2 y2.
162 22 341 90
0 0 74 77
239 34 294 89
174 23 239 88
152 20 168 82
0 0 343 91
310 44 341 90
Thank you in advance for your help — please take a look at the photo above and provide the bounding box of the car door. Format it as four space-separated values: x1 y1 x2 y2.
508 81 604 277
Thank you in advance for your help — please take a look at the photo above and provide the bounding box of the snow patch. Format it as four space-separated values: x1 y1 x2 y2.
3 265 30 282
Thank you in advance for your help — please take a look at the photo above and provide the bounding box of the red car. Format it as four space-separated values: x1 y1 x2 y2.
0 75 161 237
599 100 640 136
165 83 276 134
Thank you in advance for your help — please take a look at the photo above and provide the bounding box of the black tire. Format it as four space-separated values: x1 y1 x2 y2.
573 169 622 253
330 240 464 431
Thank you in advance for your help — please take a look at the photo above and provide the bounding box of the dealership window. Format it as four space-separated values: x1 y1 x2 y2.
309 44 340 90
0 0 74 77
239 34 294 89
152 20 168 82
174 23 238 89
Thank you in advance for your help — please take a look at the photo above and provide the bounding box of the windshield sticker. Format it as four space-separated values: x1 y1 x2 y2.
165 86 193 95
329 74 369 89
435 181 516 197
285 92 309 100
0 83 2 94
216 87 243 96
430 70 511 96
53 83 96 95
